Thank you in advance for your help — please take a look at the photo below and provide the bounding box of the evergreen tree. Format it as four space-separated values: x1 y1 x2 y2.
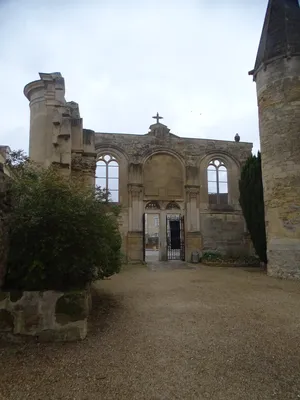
239 152 267 264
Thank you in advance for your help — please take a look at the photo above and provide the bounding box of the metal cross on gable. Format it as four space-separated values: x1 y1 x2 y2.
152 112 163 124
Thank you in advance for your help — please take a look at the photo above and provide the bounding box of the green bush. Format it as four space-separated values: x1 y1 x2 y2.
202 251 222 261
239 152 267 264
4 160 122 291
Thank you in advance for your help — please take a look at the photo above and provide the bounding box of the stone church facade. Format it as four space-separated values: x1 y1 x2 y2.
95 117 253 262
22 72 253 264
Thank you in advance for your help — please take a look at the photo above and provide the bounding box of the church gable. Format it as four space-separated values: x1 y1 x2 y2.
94 116 252 167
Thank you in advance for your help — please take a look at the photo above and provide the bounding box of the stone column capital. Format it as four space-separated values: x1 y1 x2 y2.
185 185 200 198
128 183 143 199
128 183 143 192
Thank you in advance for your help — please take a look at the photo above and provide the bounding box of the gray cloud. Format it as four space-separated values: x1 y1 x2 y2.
0 0 267 154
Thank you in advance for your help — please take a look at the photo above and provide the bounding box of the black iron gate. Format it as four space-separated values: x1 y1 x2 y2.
166 215 185 261
142 213 145 262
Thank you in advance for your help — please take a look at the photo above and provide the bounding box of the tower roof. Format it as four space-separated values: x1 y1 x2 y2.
249 0 300 77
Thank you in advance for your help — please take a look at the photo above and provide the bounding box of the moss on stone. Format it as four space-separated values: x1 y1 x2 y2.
0 309 14 331
23 304 40 331
55 292 88 325
38 325 85 342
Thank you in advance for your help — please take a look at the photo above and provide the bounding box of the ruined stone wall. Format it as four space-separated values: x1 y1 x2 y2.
201 213 247 257
95 126 253 260
95 130 252 167
24 73 96 186
0 289 91 342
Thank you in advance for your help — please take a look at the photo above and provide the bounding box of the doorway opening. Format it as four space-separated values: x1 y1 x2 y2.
144 213 160 262
143 201 161 262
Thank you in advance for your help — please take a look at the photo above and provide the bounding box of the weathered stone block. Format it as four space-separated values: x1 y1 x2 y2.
127 231 143 262
186 232 202 263
267 239 300 280
38 322 87 342
254 57 300 279
55 291 88 324
201 213 248 257
0 289 89 342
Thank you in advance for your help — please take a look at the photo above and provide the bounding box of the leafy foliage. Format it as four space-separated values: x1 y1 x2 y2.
201 251 222 262
201 251 260 266
239 152 267 264
4 159 122 291
5 149 29 170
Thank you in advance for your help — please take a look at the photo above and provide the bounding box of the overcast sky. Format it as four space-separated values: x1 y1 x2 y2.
0 0 267 155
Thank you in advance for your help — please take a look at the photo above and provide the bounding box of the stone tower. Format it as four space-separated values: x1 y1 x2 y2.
249 0 300 278
24 72 96 186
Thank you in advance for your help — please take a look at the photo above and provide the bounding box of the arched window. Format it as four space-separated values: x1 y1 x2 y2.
207 159 228 205
96 155 119 202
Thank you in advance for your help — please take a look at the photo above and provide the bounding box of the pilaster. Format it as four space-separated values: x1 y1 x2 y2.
159 208 167 261
185 185 202 262
128 184 143 231
185 185 200 232
127 231 143 263
127 184 144 262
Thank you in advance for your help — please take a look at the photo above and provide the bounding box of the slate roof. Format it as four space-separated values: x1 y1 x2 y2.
249 0 300 76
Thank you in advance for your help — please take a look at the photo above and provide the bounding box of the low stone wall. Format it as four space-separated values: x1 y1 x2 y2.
202 258 261 268
0 288 92 342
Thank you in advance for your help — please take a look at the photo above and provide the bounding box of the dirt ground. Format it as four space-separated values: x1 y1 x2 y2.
1 263 300 400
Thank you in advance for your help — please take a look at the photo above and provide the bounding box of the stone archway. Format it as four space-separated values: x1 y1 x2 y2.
143 153 184 200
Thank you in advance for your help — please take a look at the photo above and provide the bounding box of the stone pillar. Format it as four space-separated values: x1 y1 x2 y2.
127 184 143 262
81 129 97 188
185 185 202 262
254 58 300 278
24 72 69 168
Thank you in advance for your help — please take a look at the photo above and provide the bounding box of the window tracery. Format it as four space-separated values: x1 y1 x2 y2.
166 202 180 210
207 159 228 204
145 201 160 210
96 154 119 202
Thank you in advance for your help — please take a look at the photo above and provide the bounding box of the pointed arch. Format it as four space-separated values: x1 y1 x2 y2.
96 154 119 202
207 159 228 205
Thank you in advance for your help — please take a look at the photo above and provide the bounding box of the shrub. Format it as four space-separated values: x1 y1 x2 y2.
202 251 222 262
4 160 122 291
239 152 267 264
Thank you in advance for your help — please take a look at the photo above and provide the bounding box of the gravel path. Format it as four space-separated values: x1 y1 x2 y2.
1 264 300 399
